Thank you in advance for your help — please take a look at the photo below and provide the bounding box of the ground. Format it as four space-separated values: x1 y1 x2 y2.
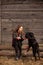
0 56 43 65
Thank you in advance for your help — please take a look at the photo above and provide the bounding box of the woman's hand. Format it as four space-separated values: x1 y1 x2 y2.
16 37 21 40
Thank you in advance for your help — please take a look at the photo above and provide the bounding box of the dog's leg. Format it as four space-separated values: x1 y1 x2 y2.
27 46 30 52
37 49 40 60
32 48 37 61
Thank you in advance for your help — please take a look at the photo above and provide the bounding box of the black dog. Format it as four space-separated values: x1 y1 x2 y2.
25 32 40 61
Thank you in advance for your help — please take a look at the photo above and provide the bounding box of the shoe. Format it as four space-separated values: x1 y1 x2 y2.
15 57 19 60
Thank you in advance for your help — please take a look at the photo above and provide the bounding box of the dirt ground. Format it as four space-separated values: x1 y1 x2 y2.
0 56 43 65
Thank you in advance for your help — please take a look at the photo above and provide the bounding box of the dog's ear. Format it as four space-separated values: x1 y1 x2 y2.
25 32 29 38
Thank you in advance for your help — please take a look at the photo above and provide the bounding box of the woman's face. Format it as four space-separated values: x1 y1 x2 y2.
18 26 23 33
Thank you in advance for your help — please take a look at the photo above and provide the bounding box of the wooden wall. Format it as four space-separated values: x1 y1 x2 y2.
0 0 43 45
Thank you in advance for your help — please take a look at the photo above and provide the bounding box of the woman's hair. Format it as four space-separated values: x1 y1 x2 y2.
15 25 21 32
13 25 23 33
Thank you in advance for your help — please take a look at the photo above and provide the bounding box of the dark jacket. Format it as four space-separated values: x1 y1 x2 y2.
12 32 24 48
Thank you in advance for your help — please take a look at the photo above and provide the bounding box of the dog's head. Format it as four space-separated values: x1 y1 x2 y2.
25 32 34 39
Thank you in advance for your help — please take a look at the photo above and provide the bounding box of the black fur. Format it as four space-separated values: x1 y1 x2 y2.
25 32 40 61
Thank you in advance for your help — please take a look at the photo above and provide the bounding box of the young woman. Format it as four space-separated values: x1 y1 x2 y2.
12 25 24 60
